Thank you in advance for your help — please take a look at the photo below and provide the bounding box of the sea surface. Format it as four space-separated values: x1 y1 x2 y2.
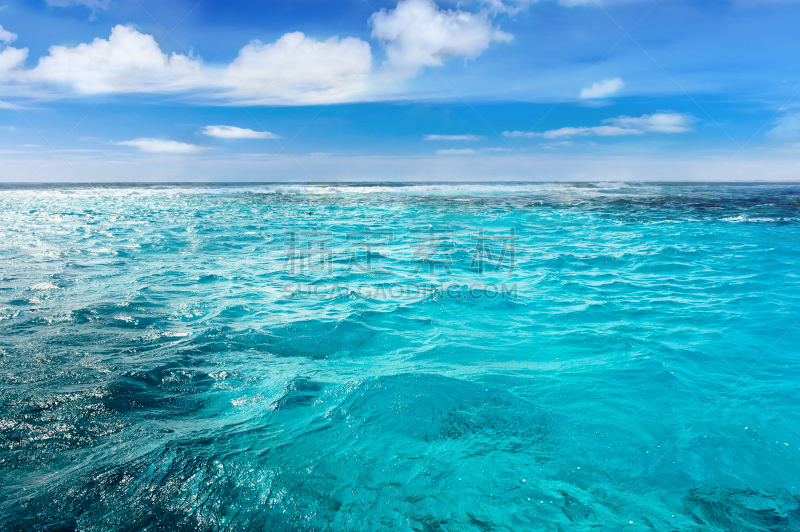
1 182 799 531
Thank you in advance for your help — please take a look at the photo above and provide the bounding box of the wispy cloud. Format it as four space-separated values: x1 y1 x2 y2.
503 130 537 138
46 0 110 9
424 134 484 141
766 113 800 143
201 125 280 139
608 113 693 133
504 112 694 139
46 0 111 21
436 148 478 155
541 141 574 149
486 0 603 15
117 138 207 154
580 77 624 99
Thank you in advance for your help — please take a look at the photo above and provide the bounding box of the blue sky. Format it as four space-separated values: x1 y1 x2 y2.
0 0 799 181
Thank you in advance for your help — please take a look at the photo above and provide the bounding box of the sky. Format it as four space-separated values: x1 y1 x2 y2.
0 0 799 182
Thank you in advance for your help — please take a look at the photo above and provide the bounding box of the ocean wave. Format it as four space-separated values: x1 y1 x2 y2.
1 183 799 530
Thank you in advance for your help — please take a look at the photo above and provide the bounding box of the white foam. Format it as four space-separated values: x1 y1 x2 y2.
29 282 59 290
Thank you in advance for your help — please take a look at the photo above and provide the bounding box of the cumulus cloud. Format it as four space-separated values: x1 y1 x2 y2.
118 138 206 154
0 0 521 105
0 24 17 44
370 0 512 81
0 24 365 105
0 25 27 78
224 31 372 105
436 148 478 155
0 0 522 105
503 112 694 139
7 25 372 105
580 77 624 99
424 134 484 140
0 46 27 74
201 125 280 139
25 25 204 94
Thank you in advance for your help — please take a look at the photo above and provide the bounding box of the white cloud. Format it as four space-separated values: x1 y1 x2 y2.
767 113 800 143
502 130 537 138
580 77 624 99
117 138 206 154
0 25 27 78
0 24 17 45
46 0 111 21
0 46 27 75
46 0 110 8
224 31 372 105
0 99 22 109
484 0 600 14
201 125 280 139
542 126 609 138
607 112 693 133
436 148 478 155
539 124 645 138
9 25 373 105
503 112 694 139
424 134 484 140
0 1 521 106
541 140 574 149
25 25 204 94
370 0 512 81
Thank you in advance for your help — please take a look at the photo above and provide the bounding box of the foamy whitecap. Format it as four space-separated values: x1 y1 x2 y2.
29 282 59 290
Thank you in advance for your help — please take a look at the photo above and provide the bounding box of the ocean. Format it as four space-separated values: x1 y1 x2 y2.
1 182 799 531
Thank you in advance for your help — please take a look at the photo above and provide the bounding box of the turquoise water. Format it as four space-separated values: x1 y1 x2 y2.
1 182 799 531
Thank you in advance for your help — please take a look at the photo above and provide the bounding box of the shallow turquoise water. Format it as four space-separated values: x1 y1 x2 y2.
1 182 799 531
